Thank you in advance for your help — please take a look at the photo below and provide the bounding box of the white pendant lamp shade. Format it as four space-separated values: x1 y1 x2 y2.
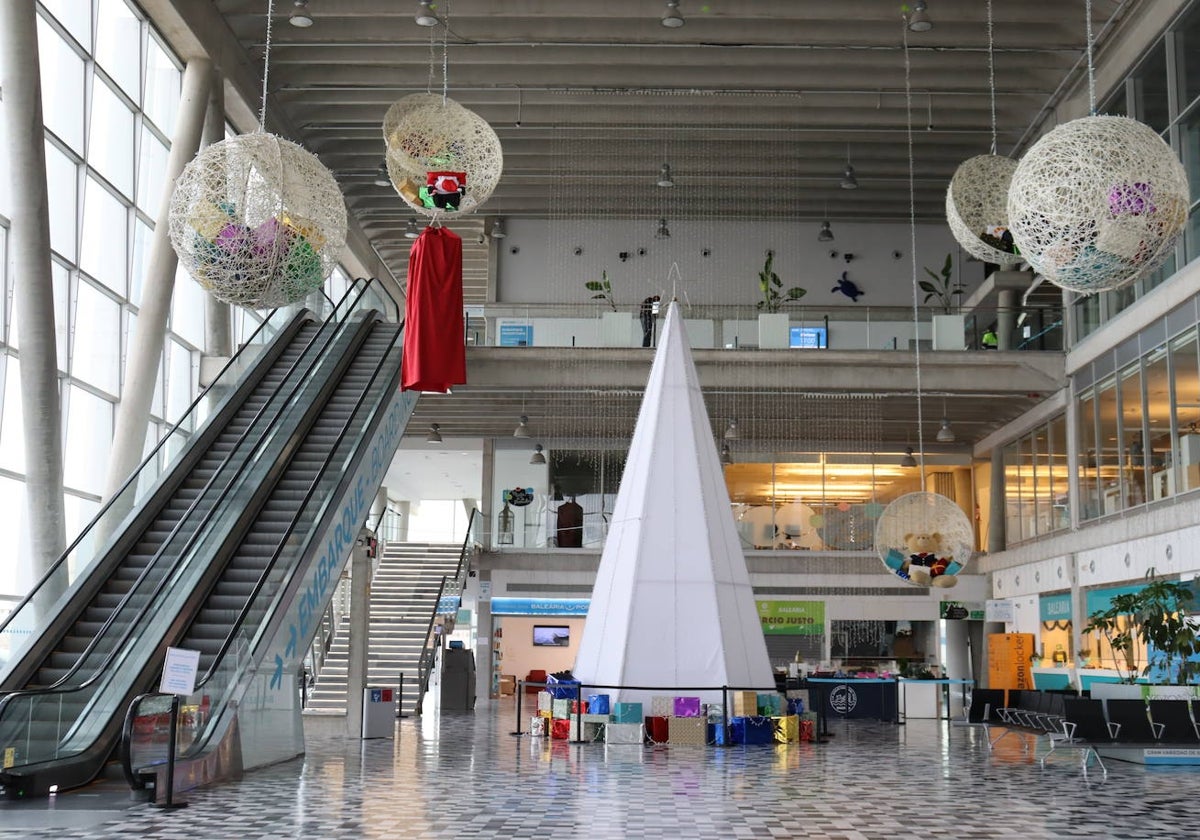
946 154 1023 268
168 133 347 309
1007 115 1188 293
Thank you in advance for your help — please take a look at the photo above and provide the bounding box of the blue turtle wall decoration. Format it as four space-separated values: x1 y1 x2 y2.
832 272 863 302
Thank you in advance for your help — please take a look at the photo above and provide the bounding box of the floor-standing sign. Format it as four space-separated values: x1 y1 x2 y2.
154 646 201 808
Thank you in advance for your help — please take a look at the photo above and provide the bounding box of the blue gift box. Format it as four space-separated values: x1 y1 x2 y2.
730 716 775 745
786 697 805 716
707 722 729 746
587 694 611 716
611 702 642 724
546 675 580 700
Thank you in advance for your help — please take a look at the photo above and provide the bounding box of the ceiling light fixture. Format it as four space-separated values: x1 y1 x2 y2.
655 218 671 240
425 423 442 444
818 220 835 242
720 443 733 466
513 414 531 438
661 0 685 28
491 217 506 239
529 444 547 465
908 0 933 33
373 162 390 187
901 446 918 468
288 0 314 28
415 0 439 27
724 420 741 440
657 163 675 188
405 218 421 239
936 417 956 443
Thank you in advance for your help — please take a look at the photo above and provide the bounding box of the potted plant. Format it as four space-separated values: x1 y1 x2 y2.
920 253 967 350
585 270 617 311
586 271 633 346
756 251 805 349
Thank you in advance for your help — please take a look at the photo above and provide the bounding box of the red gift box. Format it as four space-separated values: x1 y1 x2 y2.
799 719 815 742
570 700 589 714
645 715 670 743
551 718 571 740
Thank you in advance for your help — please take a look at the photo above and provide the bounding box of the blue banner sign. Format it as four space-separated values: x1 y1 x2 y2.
499 323 534 347
789 326 827 348
1039 592 1072 623
490 597 590 616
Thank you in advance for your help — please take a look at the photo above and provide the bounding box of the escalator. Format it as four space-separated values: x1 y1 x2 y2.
0 281 412 797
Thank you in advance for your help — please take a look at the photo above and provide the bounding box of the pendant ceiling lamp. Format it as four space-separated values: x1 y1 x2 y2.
169 0 346 309
817 220 834 242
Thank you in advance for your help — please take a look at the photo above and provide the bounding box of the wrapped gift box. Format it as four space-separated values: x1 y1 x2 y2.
731 691 758 717
539 709 552 720
587 694 610 716
773 714 799 743
729 716 775 745
552 698 571 719
570 700 589 714
551 718 571 740
546 675 581 700
605 722 645 745
786 697 805 716
799 718 816 742
708 722 729 746
611 702 643 724
706 703 725 722
651 695 674 717
530 716 547 736
669 716 707 745
569 719 606 742
673 696 702 717
537 691 553 712
645 715 670 743
757 693 783 716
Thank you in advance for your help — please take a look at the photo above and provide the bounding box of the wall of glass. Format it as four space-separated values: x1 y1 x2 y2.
1072 4 1200 342
1003 415 1069 545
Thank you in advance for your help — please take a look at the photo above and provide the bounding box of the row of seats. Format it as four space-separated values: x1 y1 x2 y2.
965 688 1200 744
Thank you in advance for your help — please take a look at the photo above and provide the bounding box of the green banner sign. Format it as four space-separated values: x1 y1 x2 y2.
939 600 985 621
756 600 824 635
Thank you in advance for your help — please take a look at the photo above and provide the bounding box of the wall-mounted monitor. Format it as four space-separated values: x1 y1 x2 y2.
532 625 571 646
789 326 828 348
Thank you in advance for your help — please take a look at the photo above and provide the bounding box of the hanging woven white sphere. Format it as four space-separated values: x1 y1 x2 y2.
945 154 1023 268
168 133 347 309
875 492 972 588
1007 115 1188 293
383 95 503 216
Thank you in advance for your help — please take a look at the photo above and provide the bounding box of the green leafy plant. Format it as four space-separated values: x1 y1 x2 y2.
756 251 806 313
918 253 965 314
1083 568 1200 685
585 270 616 311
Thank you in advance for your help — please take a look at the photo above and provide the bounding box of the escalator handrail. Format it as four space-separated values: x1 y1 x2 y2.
0 284 384 717
191 316 405 695
352 276 401 324
119 692 169 789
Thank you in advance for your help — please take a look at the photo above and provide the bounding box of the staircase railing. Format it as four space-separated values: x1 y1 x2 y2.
414 509 479 713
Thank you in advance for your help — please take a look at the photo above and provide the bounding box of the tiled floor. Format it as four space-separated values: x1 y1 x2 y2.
2 706 1198 839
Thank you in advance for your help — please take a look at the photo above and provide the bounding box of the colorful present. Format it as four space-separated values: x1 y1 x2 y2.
673 696 702 717
529 716 546 736
587 694 611 716
651 695 675 717
799 718 816 742
537 691 553 712
546 675 580 700
539 709 552 720
605 722 644 745
551 718 571 740
757 693 783 716
645 715 670 743
669 716 706 745
552 698 571 719
773 714 799 743
708 721 729 746
611 702 643 724
570 700 589 714
786 697 805 716
706 703 725 722
731 690 758 717
729 716 775 745
569 719 606 742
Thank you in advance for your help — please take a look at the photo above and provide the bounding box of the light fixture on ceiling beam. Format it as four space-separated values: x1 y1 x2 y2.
373 161 390 187
908 0 933 33
425 423 442 444
405 218 420 239
661 0 685 28
513 414 531 438
901 446 917 468
654 218 671 240
530 444 547 465
415 0 439 27
818 220 835 242
724 419 741 440
288 0 314 28
657 163 675 188
491 217 506 239
720 443 733 466
936 417 956 443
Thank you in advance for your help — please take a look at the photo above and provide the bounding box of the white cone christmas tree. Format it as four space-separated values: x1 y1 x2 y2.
573 302 774 705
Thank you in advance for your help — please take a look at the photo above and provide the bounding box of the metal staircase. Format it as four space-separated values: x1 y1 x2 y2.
305 542 462 716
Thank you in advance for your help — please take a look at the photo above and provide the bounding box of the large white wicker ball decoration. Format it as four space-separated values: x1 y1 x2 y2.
1007 115 1188 293
946 155 1024 267
875 492 972 588
169 133 347 309
383 95 503 216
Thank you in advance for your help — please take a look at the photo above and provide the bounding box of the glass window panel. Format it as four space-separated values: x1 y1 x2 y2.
1047 415 1069 532
72 281 121 394
94 0 142 102
1180 105 1200 206
1120 362 1147 508
44 141 78 262
0 356 25 473
0 475 31 595
0 96 11 218
170 265 205 349
80 176 128 295
143 36 180 135
40 0 92 52
1133 42 1170 133
1178 6 1200 107
36 16 85 153
1099 85 1128 118
165 339 194 422
63 385 113 496
136 125 169 218
130 217 153 307
1171 330 1200 493
1144 347 1173 501
1187 206 1200 265
1003 441 1022 544
1096 378 1120 515
88 78 135 198
0 226 7 346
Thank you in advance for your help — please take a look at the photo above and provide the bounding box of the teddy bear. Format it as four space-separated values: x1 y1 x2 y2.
885 532 960 588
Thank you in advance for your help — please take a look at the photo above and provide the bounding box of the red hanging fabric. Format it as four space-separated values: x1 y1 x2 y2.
402 225 466 393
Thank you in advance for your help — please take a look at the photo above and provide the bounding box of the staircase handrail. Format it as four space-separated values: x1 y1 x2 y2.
414 509 478 712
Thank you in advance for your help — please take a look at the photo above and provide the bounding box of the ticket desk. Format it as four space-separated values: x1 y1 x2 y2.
805 678 898 736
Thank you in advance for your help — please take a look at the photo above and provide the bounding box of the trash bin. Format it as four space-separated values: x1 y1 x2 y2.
362 687 395 739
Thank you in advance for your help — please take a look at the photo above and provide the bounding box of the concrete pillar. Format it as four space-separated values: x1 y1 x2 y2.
996 288 1017 351
201 69 233 360
345 529 372 737
103 58 211 499
1 0 67 591
395 500 410 541
480 439 496 547
988 447 1007 554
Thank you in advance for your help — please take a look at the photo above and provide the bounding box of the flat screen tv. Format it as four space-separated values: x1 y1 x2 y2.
532 625 571 646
